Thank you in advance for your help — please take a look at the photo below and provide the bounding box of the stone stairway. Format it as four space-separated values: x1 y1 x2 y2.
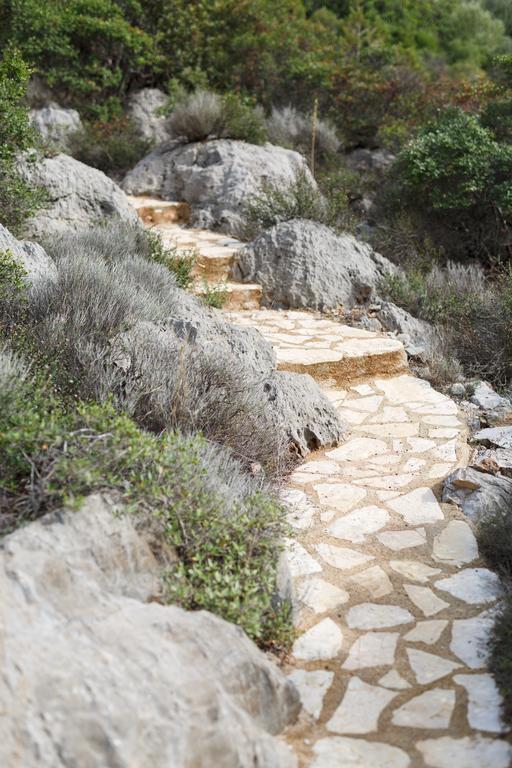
129 197 512 768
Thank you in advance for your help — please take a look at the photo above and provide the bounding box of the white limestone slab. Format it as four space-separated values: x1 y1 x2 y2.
352 384 374 396
311 737 410 768
436 568 501 604
347 603 413 630
387 487 444 525
434 440 458 462
349 395 383 412
350 565 394 598
450 616 493 668
401 458 427 473
354 422 419 438
377 528 427 551
433 521 479 566
416 736 511 768
284 539 322 578
407 648 460 684
298 577 349 613
390 560 441 583
404 620 448 645
282 488 316 529
313 483 367 512
404 584 450 617
453 674 504 733
407 437 437 453
379 670 412 690
392 688 455 729
368 406 408 423
299 459 340 476
429 462 456 479
423 415 461 427
337 408 368 425
316 542 374 570
328 505 389 543
354 474 414 490
343 632 399 670
326 438 388 462
326 677 397 734
292 618 343 661
287 669 334 720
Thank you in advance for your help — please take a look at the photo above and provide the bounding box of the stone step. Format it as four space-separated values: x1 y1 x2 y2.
195 282 262 311
226 309 408 385
128 196 190 225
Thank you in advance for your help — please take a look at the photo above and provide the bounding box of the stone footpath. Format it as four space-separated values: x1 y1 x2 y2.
130 198 512 768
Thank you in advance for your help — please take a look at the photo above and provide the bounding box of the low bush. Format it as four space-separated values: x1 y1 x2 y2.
168 88 267 144
68 116 153 177
0 348 292 650
266 105 341 162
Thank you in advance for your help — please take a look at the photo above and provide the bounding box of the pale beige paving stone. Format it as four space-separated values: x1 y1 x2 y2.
347 603 414 630
450 615 494 668
407 648 461 684
392 688 456 729
436 568 501 605
416 736 512 768
350 565 394 598
379 669 412 690
298 577 350 613
313 483 367 512
453 674 505 733
404 584 450 617
326 437 388 462
354 422 420 438
404 620 448 645
328 505 390 543
354 474 415 490
377 528 427 551
389 560 441 583
433 521 478 566
287 669 334 720
292 617 343 661
326 677 398 734
387 487 444 525
311 737 411 768
284 539 322 577
342 631 399 670
315 542 374 571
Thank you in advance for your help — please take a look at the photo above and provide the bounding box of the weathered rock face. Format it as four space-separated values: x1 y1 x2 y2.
0 223 57 283
0 494 299 768
345 148 396 176
232 219 395 311
122 139 313 235
29 103 82 149
375 301 433 359
473 426 512 451
443 467 512 522
19 153 139 237
470 383 512 425
127 88 171 144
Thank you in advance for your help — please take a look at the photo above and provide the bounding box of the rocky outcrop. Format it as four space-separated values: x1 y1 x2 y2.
232 219 395 311
443 467 512 522
0 494 299 768
473 426 512 450
127 88 171 144
470 383 512 425
29 103 82 149
19 153 139 237
375 301 433 359
345 148 396 176
0 223 57 283
122 139 313 235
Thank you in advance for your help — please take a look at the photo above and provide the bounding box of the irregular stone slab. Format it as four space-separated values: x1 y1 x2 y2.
347 603 413 630
407 648 460 684
433 521 478 565
354 474 415 490
407 437 437 453
375 375 446 405
430 463 456 479
377 528 427 551
368 406 408 423
423 415 461 427
315 543 374 571
328 506 390 543
292 618 343 661
404 585 450 617
436 569 501 605
387 487 444 525
326 438 387 462
342 632 399 670
353 384 374 395
434 440 458 462
313 483 367 512
453 674 504 733
416 736 511 768
379 670 412 690
450 616 493 668
282 489 316 529
287 669 334 720
390 561 441 583
349 395 384 412
443 467 512 523
392 688 455 729
404 620 448 645
283 540 322 578
326 678 397 734
311 737 410 768
298 577 349 613
401 457 427 473
299 460 340 475
350 565 394 598
354 422 419 438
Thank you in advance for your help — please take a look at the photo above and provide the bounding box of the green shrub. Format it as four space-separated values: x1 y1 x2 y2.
68 116 153 177
0 350 292 650
200 280 229 309
143 229 196 289
0 249 28 302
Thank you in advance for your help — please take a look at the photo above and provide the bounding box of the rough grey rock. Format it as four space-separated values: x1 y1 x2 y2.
127 88 171 144
470 382 512 424
0 223 57 283
471 448 512 478
265 371 345 457
443 467 512 523
473 426 512 451
19 153 139 237
233 219 395 311
345 148 396 175
29 103 82 149
375 301 432 359
450 383 466 398
122 139 313 236
0 494 299 768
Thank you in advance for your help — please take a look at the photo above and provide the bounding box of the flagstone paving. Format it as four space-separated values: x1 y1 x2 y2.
130 198 512 767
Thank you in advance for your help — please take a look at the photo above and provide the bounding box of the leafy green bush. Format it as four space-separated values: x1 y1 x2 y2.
141 229 197 289
0 48 44 233
0 349 292 649
168 88 267 144
0 249 28 302
68 116 153 177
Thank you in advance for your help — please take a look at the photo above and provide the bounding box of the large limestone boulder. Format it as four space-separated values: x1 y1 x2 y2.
233 219 395 311
0 494 299 768
19 153 139 237
375 300 433 358
443 467 512 522
29 102 82 149
0 223 57 283
122 139 313 236
127 87 171 144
